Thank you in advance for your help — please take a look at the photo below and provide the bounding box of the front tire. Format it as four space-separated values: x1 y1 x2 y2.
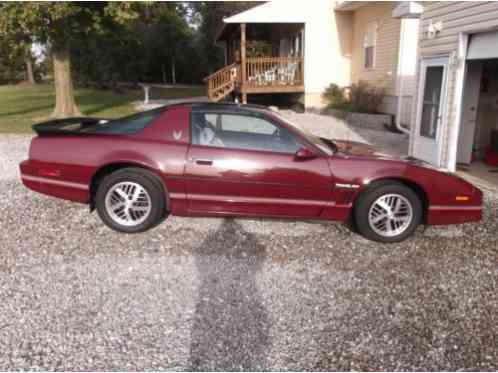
96 168 166 233
354 182 422 243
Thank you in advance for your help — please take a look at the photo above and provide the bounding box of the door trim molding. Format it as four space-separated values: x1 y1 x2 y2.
187 193 331 207
449 33 470 172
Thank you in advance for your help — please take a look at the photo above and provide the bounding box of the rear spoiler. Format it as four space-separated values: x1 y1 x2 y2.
32 117 110 136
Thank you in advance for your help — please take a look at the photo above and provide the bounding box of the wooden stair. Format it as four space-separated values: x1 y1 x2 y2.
205 63 239 102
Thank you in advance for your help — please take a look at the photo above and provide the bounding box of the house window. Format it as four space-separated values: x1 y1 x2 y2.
364 21 377 69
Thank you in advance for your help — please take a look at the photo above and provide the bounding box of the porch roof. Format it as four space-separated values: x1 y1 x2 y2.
216 1 307 43
223 1 309 24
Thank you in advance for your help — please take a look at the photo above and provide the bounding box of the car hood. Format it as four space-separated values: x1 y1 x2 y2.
331 139 427 165
332 139 400 158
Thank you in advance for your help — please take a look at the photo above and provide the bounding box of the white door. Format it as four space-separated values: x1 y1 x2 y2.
413 57 449 167
457 61 482 164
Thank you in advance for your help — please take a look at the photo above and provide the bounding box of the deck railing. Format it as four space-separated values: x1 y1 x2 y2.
205 62 239 101
245 57 303 87
205 57 304 101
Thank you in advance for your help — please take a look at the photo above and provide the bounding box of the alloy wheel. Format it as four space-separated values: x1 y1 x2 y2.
104 181 152 227
368 193 413 238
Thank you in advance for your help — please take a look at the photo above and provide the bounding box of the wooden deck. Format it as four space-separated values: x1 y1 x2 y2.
206 57 304 102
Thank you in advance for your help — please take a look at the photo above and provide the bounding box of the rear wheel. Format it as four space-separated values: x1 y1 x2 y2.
354 182 422 243
96 168 166 233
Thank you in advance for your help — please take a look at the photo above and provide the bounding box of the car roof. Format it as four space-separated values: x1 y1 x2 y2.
159 101 272 115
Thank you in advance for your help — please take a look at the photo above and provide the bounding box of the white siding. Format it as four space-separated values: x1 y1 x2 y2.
410 1 498 169
304 1 353 96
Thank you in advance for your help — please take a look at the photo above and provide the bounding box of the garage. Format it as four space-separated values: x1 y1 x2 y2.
410 2 498 188
456 31 498 185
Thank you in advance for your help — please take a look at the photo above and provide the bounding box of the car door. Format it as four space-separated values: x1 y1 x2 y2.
184 109 333 218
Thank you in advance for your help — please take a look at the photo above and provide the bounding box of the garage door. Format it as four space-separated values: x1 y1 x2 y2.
467 31 498 60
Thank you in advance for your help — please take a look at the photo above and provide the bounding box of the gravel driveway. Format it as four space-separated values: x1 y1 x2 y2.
0 120 497 370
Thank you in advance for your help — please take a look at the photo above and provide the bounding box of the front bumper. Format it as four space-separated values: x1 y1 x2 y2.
426 186 483 225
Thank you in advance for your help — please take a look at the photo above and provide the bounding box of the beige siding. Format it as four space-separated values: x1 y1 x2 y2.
350 2 401 96
410 1 498 168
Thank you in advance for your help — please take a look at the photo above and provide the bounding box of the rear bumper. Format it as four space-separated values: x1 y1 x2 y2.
20 160 90 203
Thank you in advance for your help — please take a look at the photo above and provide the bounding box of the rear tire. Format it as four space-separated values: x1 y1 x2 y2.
96 168 166 233
354 182 422 243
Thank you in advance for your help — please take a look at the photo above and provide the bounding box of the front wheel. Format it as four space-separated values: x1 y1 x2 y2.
96 168 166 233
354 182 422 243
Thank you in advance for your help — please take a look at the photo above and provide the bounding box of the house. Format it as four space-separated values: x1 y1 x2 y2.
409 1 498 183
208 1 497 184
208 0 421 130
335 1 421 130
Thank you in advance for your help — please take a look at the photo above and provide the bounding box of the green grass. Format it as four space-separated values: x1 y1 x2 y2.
0 84 205 133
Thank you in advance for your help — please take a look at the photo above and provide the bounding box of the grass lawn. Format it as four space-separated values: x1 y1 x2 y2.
0 84 205 133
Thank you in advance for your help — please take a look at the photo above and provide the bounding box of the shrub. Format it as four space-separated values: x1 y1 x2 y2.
322 81 386 114
322 83 347 108
349 81 386 114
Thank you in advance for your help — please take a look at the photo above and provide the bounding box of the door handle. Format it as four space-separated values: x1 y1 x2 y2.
191 157 213 166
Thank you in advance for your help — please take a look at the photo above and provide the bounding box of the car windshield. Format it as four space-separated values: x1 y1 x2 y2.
271 112 335 155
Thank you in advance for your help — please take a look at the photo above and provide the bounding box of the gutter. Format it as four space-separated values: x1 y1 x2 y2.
395 18 411 135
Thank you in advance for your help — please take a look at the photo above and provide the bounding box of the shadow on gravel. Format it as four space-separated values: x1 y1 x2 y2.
189 219 270 371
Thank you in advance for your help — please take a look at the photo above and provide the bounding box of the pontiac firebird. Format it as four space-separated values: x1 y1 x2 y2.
19 102 483 243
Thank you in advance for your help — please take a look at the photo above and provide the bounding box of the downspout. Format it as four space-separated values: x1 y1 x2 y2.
395 18 411 135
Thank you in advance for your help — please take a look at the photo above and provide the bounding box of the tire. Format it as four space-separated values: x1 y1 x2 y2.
95 168 166 233
354 182 422 243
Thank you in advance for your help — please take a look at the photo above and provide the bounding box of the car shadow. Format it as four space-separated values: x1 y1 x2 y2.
188 218 270 371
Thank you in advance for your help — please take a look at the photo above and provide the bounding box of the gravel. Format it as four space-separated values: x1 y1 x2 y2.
0 120 497 370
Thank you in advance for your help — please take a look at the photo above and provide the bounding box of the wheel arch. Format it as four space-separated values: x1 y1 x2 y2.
89 162 169 212
353 177 429 223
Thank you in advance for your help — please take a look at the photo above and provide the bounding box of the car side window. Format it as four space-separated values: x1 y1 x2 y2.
191 112 301 154
221 114 275 135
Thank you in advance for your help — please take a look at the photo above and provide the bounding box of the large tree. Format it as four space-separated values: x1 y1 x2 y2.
0 37 25 83
70 2 200 86
0 10 35 85
0 2 139 118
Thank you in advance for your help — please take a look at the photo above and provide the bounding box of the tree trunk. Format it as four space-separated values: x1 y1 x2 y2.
171 56 176 85
25 58 36 84
51 48 81 118
162 64 166 84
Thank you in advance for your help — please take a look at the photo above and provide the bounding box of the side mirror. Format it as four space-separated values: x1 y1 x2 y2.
294 146 317 160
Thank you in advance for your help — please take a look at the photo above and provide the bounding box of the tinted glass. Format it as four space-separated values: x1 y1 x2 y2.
420 66 444 139
87 110 161 134
271 112 334 155
221 114 276 135
191 112 301 154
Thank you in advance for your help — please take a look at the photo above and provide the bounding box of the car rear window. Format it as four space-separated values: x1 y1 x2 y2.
86 110 161 135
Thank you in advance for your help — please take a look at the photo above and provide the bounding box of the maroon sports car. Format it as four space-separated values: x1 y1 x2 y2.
20 102 483 242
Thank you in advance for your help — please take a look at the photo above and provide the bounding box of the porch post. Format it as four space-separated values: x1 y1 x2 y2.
240 23 247 104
